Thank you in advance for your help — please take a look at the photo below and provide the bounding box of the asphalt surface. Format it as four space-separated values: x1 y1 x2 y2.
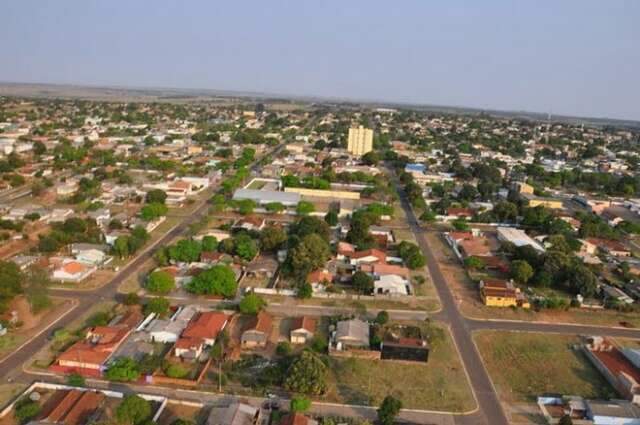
390 173 507 425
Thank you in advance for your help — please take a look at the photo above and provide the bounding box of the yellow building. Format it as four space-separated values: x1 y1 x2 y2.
522 193 563 209
284 187 360 200
515 181 534 194
480 280 530 309
347 126 373 156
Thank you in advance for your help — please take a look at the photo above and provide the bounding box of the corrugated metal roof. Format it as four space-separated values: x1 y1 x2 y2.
232 189 300 205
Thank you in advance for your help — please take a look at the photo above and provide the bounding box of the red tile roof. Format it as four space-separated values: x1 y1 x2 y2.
291 317 316 334
248 311 272 334
182 312 228 340
280 413 312 425
64 391 105 425
306 269 333 284
350 249 386 262
175 336 204 350
57 341 112 366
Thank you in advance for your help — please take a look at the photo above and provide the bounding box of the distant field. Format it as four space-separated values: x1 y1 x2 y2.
474 331 617 403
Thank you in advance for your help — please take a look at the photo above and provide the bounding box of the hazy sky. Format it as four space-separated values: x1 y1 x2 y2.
1 1 638 120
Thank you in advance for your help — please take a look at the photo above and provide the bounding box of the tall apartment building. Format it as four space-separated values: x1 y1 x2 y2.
347 126 373 156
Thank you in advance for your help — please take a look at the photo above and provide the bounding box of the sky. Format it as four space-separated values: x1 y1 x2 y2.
1 1 639 121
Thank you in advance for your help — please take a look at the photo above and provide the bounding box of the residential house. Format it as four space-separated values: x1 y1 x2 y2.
496 227 545 252
207 403 262 425
280 413 318 425
587 238 631 257
52 260 97 283
290 317 316 344
55 325 130 376
233 216 266 232
174 337 205 361
245 256 279 280
381 337 429 363
307 269 334 291
241 311 272 349
602 285 634 305
181 312 228 346
480 279 530 308
373 274 410 296
348 249 386 266
49 208 75 223
147 306 198 343
335 319 370 350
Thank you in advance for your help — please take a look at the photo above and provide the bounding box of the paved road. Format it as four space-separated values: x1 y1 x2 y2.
266 303 429 321
389 172 508 425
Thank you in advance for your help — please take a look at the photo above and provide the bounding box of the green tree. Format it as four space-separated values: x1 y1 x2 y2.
260 226 287 252
419 209 437 222
239 292 266 315
284 351 328 395
352 271 374 294
140 203 168 221
361 151 380 165
14 398 40 424
377 396 402 425
105 357 141 382
452 218 470 231
66 373 85 387
296 201 315 215
567 264 597 297
236 199 256 215
265 202 285 214
168 239 202 263
290 395 311 413
324 210 338 226
510 260 534 284
201 235 218 252
290 234 331 275
165 363 189 378
297 281 313 299
146 270 175 294
144 297 170 316
234 233 258 261
558 414 573 425
0 261 23 312
113 236 130 258
124 292 140 305
187 264 237 297
116 394 152 425
464 256 485 270
375 310 389 325
145 189 167 205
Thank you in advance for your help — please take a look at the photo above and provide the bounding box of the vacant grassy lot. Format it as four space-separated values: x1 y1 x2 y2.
474 331 617 403
325 324 475 412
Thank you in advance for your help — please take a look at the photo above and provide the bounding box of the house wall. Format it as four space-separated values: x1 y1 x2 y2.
482 294 518 308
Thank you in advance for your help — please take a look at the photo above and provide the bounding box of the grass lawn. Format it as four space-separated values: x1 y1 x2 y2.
474 331 617 403
0 334 26 361
324 324 475 412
